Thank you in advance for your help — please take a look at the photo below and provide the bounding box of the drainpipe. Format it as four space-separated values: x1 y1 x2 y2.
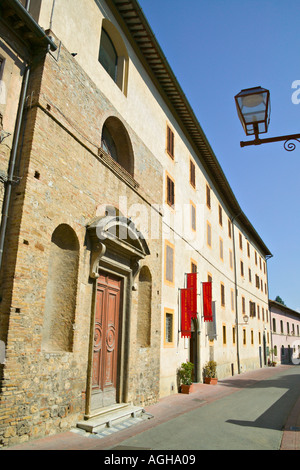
0 65 30 269
0 1 31 270
231 212 242 374
265 254 273 362
0 1 57 271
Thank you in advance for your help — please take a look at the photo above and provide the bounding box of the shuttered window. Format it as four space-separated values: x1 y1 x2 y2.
191 202 196 231
206 184 211 209
190 159 195 187
228 218 232 238
220 283 225 307
218 205 222 226
166 175 175 207
207 221 212 247
165 241 174 285
166 125 174 159
249 301 256 317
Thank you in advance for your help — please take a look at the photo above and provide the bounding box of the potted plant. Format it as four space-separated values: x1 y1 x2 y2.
203 360 218 385
178 361 194 394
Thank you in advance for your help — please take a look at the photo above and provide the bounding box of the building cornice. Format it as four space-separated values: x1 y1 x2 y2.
269 299 300 318
107 0 272 257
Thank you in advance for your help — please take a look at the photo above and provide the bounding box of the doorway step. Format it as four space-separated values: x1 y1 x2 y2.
76 403 152 435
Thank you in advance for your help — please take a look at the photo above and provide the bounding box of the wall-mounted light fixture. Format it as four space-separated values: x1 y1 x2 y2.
235 86 300 151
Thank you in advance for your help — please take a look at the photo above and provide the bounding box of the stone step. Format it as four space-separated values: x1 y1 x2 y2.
77 404 147 434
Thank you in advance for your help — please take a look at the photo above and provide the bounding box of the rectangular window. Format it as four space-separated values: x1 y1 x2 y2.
242 296 246 315
223 324 227 345
166 174 175 207
239 233 243 250
247 241 250 258
249 301 256 317
240 260 244 277
243 328 246 345
229 249 233 269
191 202 196 231
219 237 223 261
207 221 212 247
231 289 234 311
165 241 174 286
206 184 211 209
218 205 223 226
232 326 236 344
220 283 225 307
257 305 260 320
190 159 195 188
251 329 254 345
164 308 174 347
166 125 174 159
248 268 252 283
228 218 232 238
191 260 197 273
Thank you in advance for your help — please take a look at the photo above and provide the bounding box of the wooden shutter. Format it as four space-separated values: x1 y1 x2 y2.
167 125 174 158
165 243 174 283
190 160 195 187
167 176 175 207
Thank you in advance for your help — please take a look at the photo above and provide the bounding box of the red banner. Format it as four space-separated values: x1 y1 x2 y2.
181 288 191 338
203 282 213 322
187 273 197 319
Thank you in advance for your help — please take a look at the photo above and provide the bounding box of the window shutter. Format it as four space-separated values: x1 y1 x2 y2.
166 244 174 283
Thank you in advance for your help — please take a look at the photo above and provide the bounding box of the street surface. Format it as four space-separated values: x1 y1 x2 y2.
110 365 300 451
4 365 300 451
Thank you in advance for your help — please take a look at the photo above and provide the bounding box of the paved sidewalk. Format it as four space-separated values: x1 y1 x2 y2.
3 365 300 451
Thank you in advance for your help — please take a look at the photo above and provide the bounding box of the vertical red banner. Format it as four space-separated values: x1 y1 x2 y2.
181 288 191 338
203 282 213 322
187 273 197 319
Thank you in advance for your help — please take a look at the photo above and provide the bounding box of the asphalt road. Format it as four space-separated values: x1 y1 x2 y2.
111 366 300 450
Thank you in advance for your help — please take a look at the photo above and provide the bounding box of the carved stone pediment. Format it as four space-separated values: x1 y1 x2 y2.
86 215 150 278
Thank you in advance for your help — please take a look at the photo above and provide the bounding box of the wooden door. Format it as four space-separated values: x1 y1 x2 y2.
92 272 122 407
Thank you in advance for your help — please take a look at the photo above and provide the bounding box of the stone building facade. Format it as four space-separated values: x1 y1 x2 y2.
0 0 272 447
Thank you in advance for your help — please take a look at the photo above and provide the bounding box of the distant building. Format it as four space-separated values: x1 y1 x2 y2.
0 0 272 447
269 300 300 364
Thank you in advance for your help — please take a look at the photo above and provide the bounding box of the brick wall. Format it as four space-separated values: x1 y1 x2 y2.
0 37 163 447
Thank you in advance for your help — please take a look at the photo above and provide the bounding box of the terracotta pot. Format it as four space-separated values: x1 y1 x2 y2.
181 384 194 394
204 377 218 385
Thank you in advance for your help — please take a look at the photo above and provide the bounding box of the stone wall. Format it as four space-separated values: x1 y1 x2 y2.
0 37 162 447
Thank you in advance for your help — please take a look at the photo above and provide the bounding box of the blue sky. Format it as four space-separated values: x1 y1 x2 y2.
138 0 300 312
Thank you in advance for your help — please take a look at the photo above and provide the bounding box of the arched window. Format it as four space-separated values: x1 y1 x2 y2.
101 116 134 176
42 224 79 352
137 266 152 348
99 29 118 82
98 20 129 95
101 123 118 162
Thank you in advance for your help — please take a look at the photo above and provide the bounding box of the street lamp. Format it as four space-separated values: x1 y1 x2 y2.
235 86 300 151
